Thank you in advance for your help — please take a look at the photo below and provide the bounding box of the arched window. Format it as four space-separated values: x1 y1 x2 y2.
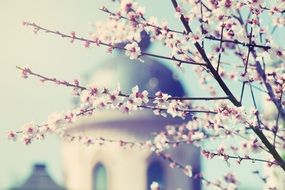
147 160 165 190
93 163 108 190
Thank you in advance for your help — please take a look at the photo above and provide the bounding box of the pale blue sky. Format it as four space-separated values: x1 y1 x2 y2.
0 1 264 189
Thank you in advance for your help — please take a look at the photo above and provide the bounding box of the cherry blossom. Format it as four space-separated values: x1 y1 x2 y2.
124 42 141 60
19 66 31 79
22 122 37 138
183 165 193 177
150 181 160 190
7 131 17 142
8 0 285 189
167 100 188 118
129 85 149 106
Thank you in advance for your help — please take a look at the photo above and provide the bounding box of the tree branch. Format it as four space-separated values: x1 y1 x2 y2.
171 0 241 107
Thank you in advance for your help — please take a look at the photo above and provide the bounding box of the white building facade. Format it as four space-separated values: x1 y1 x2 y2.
62 112 200 190
61 37 201 190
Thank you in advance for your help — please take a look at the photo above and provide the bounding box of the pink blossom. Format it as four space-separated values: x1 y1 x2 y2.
184 165 193 177
20 67 31 79
125 42 141 60
7 131 17 141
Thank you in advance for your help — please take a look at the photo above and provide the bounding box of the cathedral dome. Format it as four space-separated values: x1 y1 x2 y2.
85 55 185 97
84 30 185 97
70 34 189 130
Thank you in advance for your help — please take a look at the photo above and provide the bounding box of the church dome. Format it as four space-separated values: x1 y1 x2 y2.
84 30 185 97
85 56 185 97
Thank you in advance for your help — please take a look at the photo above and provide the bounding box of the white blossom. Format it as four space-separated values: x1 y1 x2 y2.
150 181 160 190
183 165 193 177
125 42 141 60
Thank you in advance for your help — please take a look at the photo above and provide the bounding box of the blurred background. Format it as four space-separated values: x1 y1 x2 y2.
0 0 266 189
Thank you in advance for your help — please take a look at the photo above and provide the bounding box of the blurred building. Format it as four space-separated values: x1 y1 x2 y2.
61 33 201 190
11 163 64 190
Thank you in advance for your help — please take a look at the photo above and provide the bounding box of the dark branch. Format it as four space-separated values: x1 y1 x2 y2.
171 0 241 107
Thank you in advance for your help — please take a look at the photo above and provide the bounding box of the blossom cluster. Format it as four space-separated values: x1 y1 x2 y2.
15 0 285 189
12 64 285 189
